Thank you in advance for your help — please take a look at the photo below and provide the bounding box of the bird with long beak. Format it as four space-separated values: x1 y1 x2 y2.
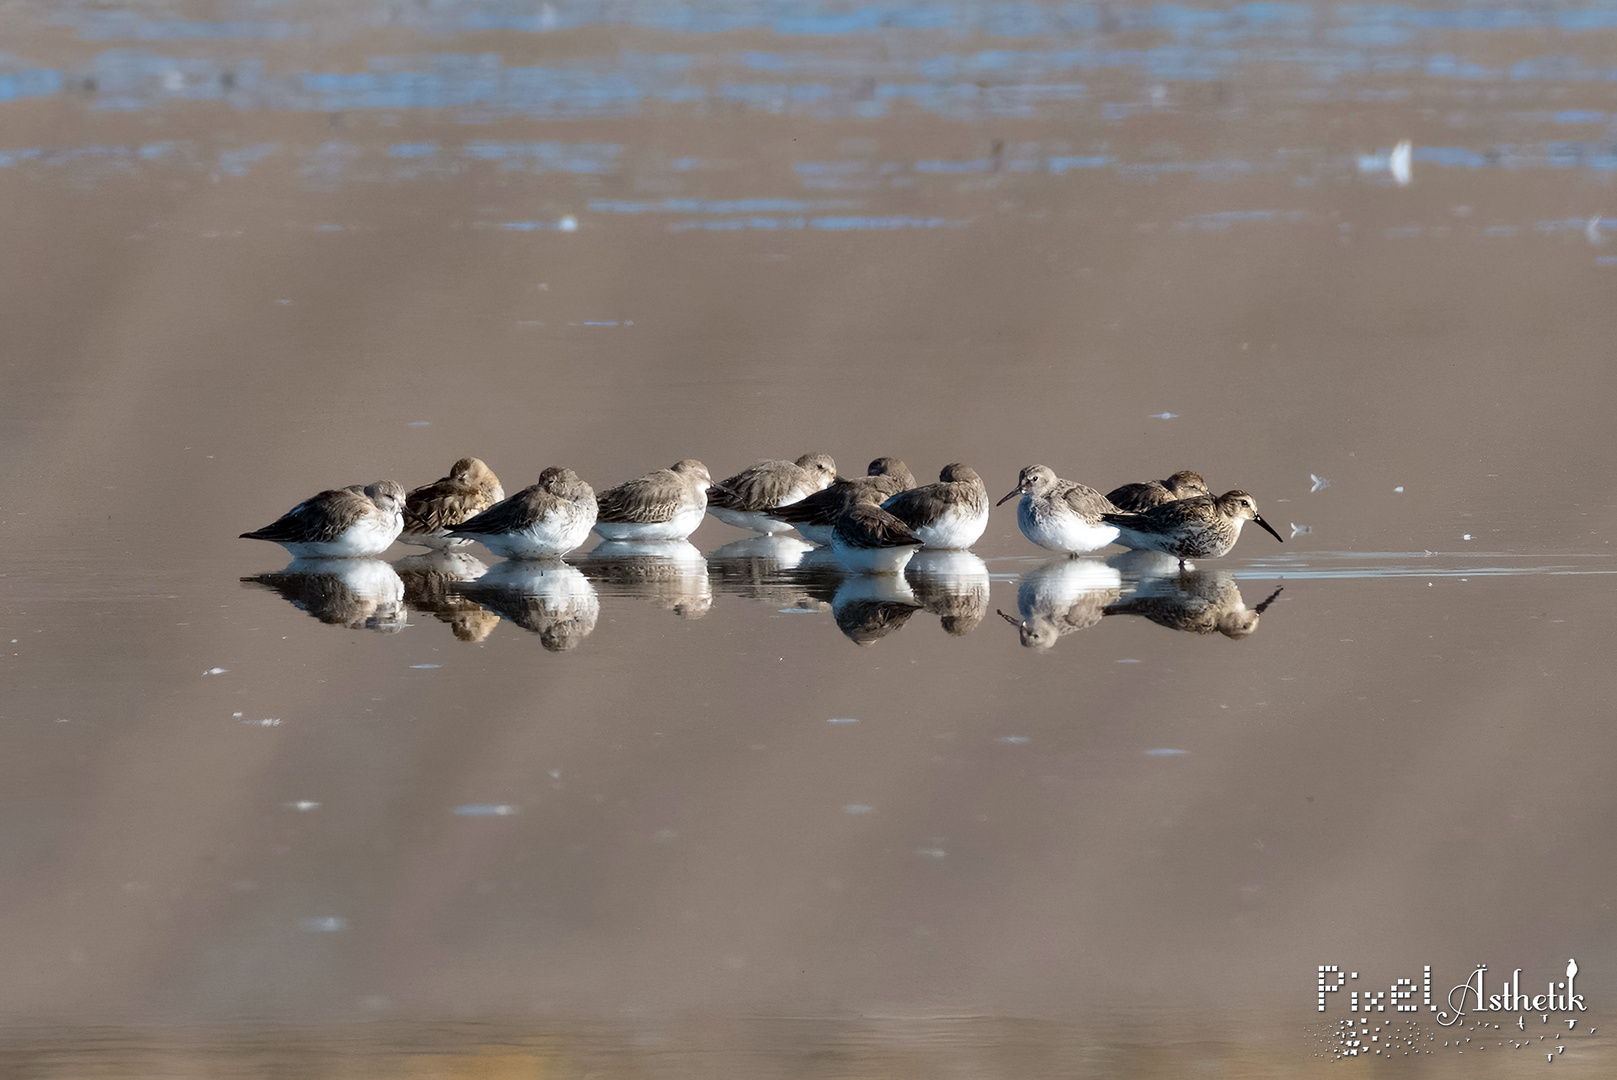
1100 490 1284 567
997 464 1122 556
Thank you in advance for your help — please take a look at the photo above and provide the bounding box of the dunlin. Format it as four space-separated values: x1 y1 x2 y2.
997 464 1121 555
998 558 1124 650
400 457 506 550
1102 571 1283 638
593 459 712 541
1105 470 1209 513
240 481 404 558
766 457 916 545
880 463 989 549
831 502 925 574
707 453 837 534
1101 490 1284 566
448 467 596 558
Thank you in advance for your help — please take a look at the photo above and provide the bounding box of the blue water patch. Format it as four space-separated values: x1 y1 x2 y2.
454 804 518 816
0 69 63 103
1145 748 1189 756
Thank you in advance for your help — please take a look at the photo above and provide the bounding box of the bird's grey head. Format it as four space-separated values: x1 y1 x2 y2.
939 462 981 485
868 457 916 488
670 459 711 486
364 480 406 509
998 464 1056 506
1165 470 1210 498
795 453 837 482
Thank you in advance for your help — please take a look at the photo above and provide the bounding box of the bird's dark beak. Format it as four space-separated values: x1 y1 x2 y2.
1254 514 1284 543
996 488 1021 507
996 608 1023 626
1254 586 1284 614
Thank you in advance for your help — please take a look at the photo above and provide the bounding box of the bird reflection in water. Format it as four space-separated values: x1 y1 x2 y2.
778 552 989 645
577 540 712 619
707 535 828 612
395 551 499 642
999 558 1124 650
831 572 922 645
1101 570 1283 639
906 550 991 636
453 560 599 651
241 558 407 633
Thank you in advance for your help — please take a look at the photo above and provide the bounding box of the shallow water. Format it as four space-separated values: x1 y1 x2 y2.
3 0 1617 1074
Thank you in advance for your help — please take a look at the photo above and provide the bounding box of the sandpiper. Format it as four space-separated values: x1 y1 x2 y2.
1101 490 1284 565
765 457 916 544
400 457 506 550
1105 470 1210 513
448 467 596 558
707 453 837 534
593 459 712 541
830 502 925 574
240 481 405 558
880 463 990 549
1102 571 1282 639
998 464 1121 555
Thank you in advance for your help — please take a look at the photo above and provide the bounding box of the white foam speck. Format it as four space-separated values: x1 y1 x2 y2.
300 916 347 932
455 804 517 816
997 735 1030 745
1146 748 1189 756
409 664 440 669
827 717 858 724
1394 486 1404 493
285 800 320 811
844 804 874 814
204 667 227 675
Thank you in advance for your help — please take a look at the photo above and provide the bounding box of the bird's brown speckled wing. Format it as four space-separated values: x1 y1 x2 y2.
1058 481 1120 522
709 460 803 511
597 471 686 523
450 486 561 536
1103 480 1174 513
836 504 924 548
403 479 497 535
241 488 369 544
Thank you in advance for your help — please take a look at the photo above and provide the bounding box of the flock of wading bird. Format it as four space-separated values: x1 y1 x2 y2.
240 455 1287 648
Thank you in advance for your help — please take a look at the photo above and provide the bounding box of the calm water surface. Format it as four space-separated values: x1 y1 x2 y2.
3 0 1617 1075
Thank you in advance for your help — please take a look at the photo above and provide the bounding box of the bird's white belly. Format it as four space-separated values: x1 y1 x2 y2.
480 509 595 559
593 504 705 541
831 535 918 574
707 506 794 534
1020 501 1120 555
793 522 835 546
283 513 401 558
914 505 988 550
